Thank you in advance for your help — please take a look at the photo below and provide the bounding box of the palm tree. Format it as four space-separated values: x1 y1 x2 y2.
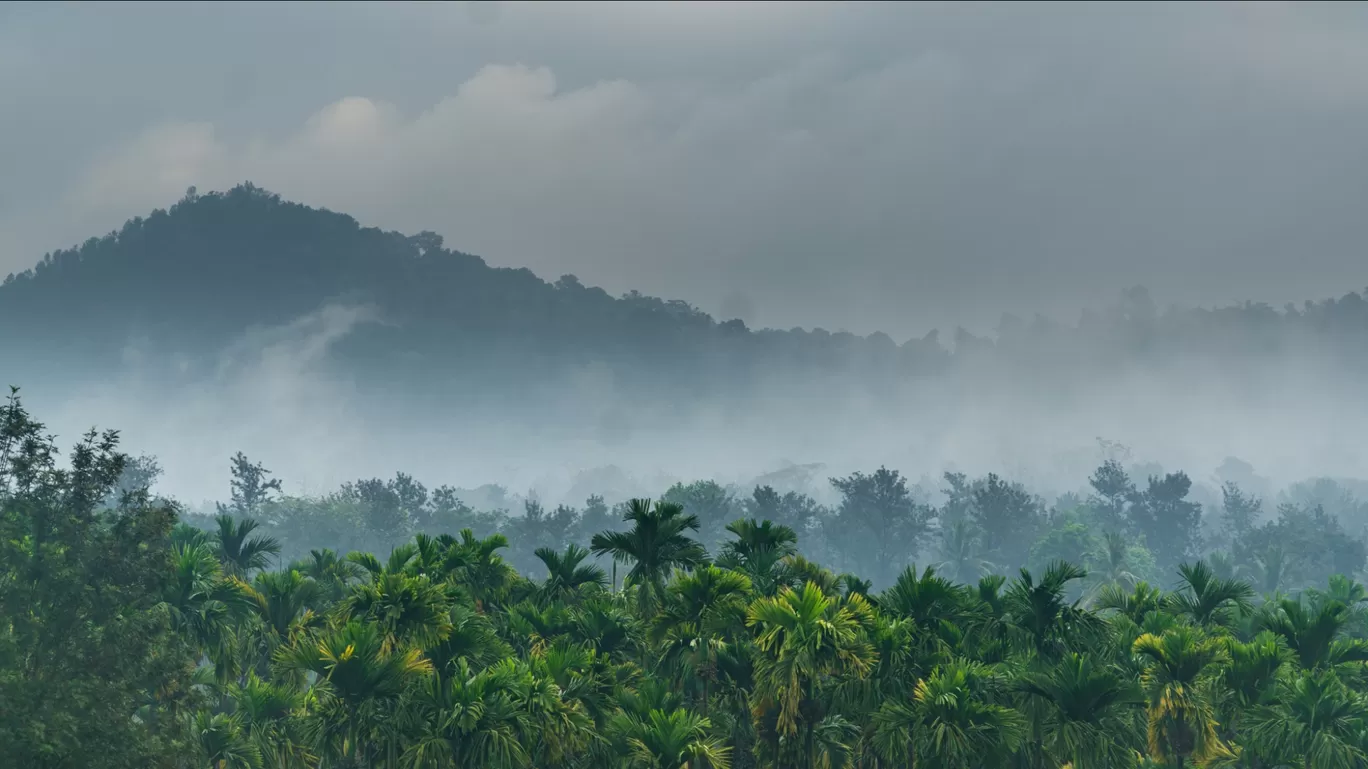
877 564 966 660
716 518 798 596
652 565 753 713
292 547 366 603
405 658 536 769
608 707 732 769
425 603 513 680
591 499 708 615
275 620 433 767
167 541 255 681
189 710 262 769
872 659 1026 769
1005 561 1104 660
535 543 608 603
441 529 518 611
230 672 310 769
1244 669 1368 769
1017 652 1146 769
1170 561 1253 629
747 582 876 768
1309 574 1368 639
341 571 453 651
1256 597 1368 670
1132 627 1232 768
1093 581 1172 625
214 514 282 577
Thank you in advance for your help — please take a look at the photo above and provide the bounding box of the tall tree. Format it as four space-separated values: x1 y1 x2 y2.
0 389 199 769
591 499 708 615
829 467 933 586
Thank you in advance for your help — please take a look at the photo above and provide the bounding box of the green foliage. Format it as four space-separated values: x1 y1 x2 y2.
0 389 200 768
12 391 1368 769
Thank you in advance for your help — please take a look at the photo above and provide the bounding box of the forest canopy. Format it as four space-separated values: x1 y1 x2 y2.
7 389 1368 769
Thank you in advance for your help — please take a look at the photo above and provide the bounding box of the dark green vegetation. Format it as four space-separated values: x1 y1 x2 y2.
8 389 1368 769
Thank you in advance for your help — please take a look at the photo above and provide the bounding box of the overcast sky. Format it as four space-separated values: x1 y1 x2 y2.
3 1 1368 337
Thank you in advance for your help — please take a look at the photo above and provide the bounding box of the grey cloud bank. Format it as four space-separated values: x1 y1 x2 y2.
4 2 1368 336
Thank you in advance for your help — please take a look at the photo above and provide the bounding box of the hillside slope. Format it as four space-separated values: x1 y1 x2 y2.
6 184 1368 496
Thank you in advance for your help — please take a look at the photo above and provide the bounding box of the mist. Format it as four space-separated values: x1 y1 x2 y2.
20 286 1368 512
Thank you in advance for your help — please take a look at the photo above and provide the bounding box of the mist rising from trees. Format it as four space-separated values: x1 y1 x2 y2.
4 185 1368 505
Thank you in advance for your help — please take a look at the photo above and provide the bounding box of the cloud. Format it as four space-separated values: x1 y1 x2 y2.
6 2 1368 339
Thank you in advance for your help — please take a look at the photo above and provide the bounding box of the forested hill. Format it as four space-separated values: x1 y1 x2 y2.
4 183 1368 402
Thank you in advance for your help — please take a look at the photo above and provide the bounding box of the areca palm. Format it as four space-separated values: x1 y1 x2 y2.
1092 532 1142 590
747 582 876 768
214 514 282 577
1244 669 1368 769
167 541 256 680
440 529 518 610
292 547 366 603
275 620 433 766
341 571 454 651
231 672 310 769
871 659 1026 769
250 569 323 642
935 519 998 585
189 710 262 769
608 707 732 769
1005 561 1104 660
651 565 753 712
404 658 536 769
877 564 966 660
716 518 798 596
1017 652 1146 769
591 499 708 615
1132 627 1232 768
1257 597 1368 670
535 543 608 603
1094 581 1171 626
1171 561 1253 629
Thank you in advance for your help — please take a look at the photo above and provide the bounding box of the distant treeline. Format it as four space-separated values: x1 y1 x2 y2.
166 444 1367 595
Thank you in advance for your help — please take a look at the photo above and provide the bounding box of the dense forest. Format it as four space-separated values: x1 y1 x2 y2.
9 388 1368 769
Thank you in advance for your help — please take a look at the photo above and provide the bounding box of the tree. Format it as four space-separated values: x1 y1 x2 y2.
970 473 1043 572
212 514 282 577
1132 627 1232 767
535 543 608 603
829 467 933 586
1088 459 1136 534
1219 482 1261 541
0 389 199 769
1171 561 1253 629
872 660 1026 769
607 707 731 769
591 499 708 615
275 620 432 767
1245 669 1368 769
715 518 798 597
217 452 282 519
747 582 876 768
1130 473 1202 571
1017 653 1145 769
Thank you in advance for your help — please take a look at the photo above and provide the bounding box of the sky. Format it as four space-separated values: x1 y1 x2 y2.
3 1 1368 337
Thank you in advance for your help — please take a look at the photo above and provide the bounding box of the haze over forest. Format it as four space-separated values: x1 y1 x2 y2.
2 181 1367 512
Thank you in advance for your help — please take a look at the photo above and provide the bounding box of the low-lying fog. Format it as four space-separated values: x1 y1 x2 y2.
18 297 1368 514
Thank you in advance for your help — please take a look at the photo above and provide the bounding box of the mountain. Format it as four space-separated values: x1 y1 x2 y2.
0 184 950 408
6 183 1368 495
